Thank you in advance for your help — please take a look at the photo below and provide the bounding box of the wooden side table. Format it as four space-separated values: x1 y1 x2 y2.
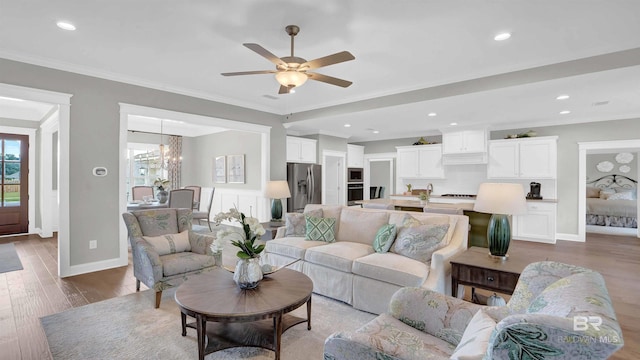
450 246 531 298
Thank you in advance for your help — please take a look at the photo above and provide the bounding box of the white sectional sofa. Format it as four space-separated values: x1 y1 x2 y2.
265 204 469 314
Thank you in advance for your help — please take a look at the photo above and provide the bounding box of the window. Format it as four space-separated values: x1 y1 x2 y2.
126 143 168 200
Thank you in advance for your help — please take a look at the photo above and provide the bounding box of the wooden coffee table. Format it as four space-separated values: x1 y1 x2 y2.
175 268 313 360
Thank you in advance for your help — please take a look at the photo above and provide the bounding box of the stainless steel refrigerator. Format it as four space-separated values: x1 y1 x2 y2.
287 163 322 212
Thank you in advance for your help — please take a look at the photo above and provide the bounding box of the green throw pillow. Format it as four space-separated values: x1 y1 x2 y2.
305 216 336 242
373 224 397 253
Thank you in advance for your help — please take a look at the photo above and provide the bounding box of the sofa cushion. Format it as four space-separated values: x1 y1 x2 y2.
305 216 337 242
304 204 344 234
305 242 374 272
373 224 397 253
393 224 449 262
161 252 215 277
337 208 390 245
143 230 191 255
352 252 429 287
134 209 180 236
265 237 328 260
391 213 458 250
450 309 496 360
284 209 323 237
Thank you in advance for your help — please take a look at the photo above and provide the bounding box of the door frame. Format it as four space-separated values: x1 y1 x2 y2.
578 139 640 241
321 150 346 205
0 82 72 276
0 129 34 235
364 152 396 200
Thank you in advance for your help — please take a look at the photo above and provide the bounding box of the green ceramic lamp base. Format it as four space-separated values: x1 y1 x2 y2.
270 198 283 222
487 214 511 260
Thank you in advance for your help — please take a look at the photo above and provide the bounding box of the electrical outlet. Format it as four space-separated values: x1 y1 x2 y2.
89 240 97 249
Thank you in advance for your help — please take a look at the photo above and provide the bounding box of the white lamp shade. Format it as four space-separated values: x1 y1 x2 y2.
275 71 308 87
473 183 527 215
265 180 291 199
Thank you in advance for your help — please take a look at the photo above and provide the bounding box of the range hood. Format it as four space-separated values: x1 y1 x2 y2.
441 152 488 165
441 129 489 165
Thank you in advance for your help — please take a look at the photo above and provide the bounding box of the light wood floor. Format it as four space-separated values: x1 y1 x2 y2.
0 232 638 360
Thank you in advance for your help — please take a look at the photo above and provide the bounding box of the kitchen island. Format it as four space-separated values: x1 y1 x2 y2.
355 198 474 212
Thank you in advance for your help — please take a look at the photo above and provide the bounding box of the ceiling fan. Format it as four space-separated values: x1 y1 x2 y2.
221 25 355 94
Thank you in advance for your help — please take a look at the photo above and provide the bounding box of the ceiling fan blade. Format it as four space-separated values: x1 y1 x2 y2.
221 70 276 76
301 51 355 70
307 72 353 88
244 43 286 67
278 85 291 94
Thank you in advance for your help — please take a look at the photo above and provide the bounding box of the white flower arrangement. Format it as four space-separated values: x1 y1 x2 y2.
213 207 265 259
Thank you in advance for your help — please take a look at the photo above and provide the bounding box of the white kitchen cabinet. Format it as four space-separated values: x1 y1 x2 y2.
347 144 365 168
286 136 317 163
513 202 556 243
487 136 557 179
396 145 445 179
442 129 487 154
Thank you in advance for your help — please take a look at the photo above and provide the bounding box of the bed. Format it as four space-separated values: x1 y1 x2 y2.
586 174 637 228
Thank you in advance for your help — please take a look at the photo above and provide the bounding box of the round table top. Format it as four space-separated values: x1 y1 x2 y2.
175 268 313 322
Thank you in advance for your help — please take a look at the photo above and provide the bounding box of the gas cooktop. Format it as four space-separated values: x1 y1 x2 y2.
441 194 477 198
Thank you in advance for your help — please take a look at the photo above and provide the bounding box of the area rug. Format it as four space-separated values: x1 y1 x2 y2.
41 288 376 359
0 242 23 273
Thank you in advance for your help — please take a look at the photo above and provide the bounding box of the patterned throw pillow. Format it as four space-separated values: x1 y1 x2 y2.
143 230 191 255
393 223 449 262
285 209 323 237
450 309 497 360
607 191 634 201
305 216 336 242
372 224 397 253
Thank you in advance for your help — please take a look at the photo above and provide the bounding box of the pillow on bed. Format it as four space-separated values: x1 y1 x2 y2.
599 189 616 200
586 187 601 198
614 188 637 199
607 191 634 201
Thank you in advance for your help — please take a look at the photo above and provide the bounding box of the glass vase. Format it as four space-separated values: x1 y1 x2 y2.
233 257 263 289
212 251 222 267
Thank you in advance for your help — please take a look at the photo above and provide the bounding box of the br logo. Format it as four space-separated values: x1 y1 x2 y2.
573 316 602 331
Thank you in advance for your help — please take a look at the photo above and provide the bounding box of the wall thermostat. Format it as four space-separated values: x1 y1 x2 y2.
93 167 108 176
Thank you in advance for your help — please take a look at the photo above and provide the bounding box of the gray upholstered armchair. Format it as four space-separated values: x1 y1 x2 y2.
324 261 624 360
122 208 217 308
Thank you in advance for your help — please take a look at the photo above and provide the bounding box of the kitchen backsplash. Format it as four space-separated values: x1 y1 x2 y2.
396 164 557 199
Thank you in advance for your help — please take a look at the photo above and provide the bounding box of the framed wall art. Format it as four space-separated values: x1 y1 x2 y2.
227 154 245 184
214 156 226 183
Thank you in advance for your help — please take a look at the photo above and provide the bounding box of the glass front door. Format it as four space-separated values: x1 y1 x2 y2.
0 133 28 235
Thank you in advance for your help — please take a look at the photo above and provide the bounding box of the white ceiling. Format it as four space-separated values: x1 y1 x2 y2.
1 1 640 141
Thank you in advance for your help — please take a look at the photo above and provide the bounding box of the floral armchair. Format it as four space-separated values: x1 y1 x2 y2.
122 208 217 308
324 261 624 360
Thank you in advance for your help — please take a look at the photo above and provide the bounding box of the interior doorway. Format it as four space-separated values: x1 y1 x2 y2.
322 150 346 206
0 133 28 235
364 153 395 200
578 139 640 241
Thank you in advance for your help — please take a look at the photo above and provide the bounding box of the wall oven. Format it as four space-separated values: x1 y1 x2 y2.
347 168 363 183
347 183 364 206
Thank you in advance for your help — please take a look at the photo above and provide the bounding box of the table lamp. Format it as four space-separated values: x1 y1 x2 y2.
473 183 527 260
265 180 292 223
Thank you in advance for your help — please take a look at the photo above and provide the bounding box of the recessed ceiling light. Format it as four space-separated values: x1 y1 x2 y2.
372 130 379 134
0 96 25 102
290 89 296 94
556 94 570 100
559 110 571 115
427 112 437 117
494 32 511 41
450 122 458 126
56 21 76 31
344 124 351 128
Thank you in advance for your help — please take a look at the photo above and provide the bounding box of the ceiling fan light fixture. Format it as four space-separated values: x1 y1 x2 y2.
275 71 308 88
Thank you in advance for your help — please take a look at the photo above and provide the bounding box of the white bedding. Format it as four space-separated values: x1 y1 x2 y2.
586 198 637 218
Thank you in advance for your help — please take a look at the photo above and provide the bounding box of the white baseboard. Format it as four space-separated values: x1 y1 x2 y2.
61 257 128 278
586 225 638 237
555 233 584 242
